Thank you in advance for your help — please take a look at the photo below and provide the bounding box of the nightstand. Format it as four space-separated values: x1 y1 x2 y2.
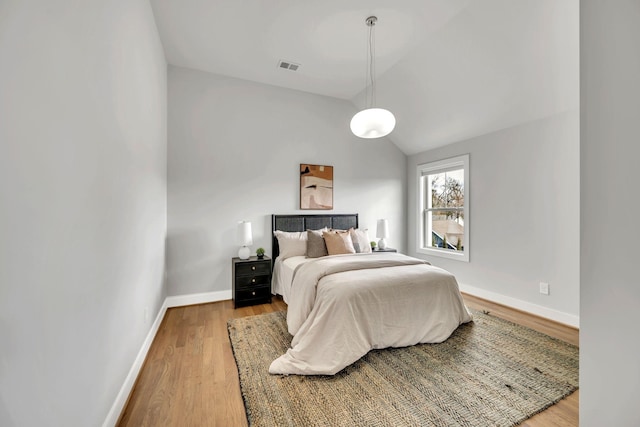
232 256 272 308
374 248 397 253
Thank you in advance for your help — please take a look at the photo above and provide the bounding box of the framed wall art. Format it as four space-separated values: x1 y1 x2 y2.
300 164 333 210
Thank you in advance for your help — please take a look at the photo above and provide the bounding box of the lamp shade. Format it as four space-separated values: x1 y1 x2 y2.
237 221 253 246
376 219 389 239
350 108 396 139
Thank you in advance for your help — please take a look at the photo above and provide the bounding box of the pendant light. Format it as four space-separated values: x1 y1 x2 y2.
350 16 396 139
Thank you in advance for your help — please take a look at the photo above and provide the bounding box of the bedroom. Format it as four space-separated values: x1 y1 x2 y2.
0 0 637 426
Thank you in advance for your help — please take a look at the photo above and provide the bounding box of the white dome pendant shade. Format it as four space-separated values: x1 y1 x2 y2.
351 16 396 139
350 108 396 139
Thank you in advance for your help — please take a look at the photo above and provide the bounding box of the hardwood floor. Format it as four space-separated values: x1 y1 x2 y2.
117 294 578 427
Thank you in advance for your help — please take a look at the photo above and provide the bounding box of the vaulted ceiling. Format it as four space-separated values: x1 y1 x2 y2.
150 0 578 155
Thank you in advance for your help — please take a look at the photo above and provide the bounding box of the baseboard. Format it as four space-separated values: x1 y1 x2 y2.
102 298 168 427
458 283 580 328
165 289 232 308
103 290 231 427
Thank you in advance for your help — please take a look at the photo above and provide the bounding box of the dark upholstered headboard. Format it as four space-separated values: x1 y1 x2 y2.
271 214 359 262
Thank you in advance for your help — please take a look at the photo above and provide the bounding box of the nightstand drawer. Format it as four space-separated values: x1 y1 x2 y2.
235 274 270 288
236 286 271 302
235 261 271 277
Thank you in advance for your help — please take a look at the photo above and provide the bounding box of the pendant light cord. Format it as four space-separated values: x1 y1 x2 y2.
369 20 376 108
366 17 377 109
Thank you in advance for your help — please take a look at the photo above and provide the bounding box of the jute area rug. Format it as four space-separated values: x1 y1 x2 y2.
227 310 578 427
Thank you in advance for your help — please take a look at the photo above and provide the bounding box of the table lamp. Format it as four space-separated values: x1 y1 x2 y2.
237 221 252 260
376 219 389 250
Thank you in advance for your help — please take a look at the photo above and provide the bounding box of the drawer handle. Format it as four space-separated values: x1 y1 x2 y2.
251 291 256 296
251 278 256 283
251 266 256 270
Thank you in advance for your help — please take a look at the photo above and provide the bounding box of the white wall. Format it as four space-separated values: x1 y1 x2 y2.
407 112 580 324
580 1 640 425
370 0 579 156
0 1 167 426
167 65 406 296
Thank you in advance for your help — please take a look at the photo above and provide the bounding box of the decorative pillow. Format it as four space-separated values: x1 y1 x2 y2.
323 230 356 255
349 228 372 253
274 230 307 259
306 229 328 258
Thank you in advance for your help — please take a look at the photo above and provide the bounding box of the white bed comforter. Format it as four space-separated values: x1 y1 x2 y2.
269 253 472 375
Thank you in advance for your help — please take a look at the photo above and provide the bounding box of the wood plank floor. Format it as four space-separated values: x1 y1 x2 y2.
117 294 578 426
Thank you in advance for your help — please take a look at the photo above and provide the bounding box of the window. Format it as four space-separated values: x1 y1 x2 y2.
417 154 469 262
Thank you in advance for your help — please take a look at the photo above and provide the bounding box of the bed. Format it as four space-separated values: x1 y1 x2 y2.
269 213 472 376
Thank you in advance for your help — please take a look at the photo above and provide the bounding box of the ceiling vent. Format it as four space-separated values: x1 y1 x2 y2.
278 60 300 71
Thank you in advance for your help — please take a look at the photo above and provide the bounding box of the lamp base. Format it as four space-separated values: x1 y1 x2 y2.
377 238 387 250
238 246 251 260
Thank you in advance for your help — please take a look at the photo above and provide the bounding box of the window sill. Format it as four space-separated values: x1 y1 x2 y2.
417 247 469 262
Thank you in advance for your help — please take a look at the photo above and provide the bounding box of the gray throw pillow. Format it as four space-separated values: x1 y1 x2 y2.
306 229 328 258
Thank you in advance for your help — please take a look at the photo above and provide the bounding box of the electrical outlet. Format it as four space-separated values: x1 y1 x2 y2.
539 282 550 295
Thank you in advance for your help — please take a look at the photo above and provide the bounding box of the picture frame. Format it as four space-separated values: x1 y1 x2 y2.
300 164 333 210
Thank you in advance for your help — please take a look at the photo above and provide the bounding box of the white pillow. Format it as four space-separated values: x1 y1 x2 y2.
349 228 372 253
274 230 307 259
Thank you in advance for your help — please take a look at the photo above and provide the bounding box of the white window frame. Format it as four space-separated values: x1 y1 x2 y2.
417 154 469 262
